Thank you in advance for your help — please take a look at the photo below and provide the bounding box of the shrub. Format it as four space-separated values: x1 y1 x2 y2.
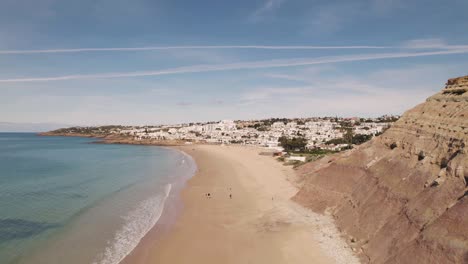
418 151 425 161
306 155 323 163
353 134 373 145
284 160 303 167
341 145 353 150
279 136 307 152
390 142 397 149
440 157 448 168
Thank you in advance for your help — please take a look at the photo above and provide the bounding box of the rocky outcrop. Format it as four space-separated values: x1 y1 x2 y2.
39 132 184 146
293 76 468 263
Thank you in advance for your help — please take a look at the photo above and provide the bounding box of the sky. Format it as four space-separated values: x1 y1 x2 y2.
1 0 468 129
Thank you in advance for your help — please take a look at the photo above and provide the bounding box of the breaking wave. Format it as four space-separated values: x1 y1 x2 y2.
93 184 172 264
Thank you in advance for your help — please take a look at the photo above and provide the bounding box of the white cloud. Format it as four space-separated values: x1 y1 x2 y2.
249 0 284 22
264 65 335 82
304 2 362 34
4 63 467 125
304 0 403 34
2 48 468 83
241 86 312 103
3 38 468 55
402 38 449 49
233 87 426 119
239 63 464 118
401 38 468 50
164 49 234 64
0 44 389 55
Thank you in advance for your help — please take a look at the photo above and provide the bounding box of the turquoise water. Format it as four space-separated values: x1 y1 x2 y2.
0 133 195 264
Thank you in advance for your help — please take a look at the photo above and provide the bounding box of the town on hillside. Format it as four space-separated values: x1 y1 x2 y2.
51 115 398 153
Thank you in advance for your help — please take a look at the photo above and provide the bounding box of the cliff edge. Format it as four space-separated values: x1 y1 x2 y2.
293 76 468 263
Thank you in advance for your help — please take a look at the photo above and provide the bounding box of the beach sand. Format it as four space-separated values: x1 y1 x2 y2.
123 144 359 264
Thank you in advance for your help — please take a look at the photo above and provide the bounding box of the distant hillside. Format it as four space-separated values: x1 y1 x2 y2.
294 76 468 263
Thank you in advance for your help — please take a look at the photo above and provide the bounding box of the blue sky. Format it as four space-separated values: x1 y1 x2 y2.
1 0 468 128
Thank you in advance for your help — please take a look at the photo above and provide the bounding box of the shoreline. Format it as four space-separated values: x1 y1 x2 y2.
39 133 359 263
38 132 186 147
4 135 197 264
122 144 359 264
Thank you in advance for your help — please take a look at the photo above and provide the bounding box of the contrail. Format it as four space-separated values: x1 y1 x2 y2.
1 49 467 83
1 44 467 55
0 45 390 55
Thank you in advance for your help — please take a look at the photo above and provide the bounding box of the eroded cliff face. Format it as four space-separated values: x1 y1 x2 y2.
293 76 468 263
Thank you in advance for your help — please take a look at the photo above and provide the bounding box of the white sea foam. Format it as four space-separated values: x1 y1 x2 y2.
93 184 172 264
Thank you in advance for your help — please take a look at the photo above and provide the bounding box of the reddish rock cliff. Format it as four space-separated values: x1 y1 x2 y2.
294 76 468 263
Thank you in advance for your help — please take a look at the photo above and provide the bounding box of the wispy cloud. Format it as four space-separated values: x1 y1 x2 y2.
403 38 449 49
241 86 311 103
1 49 468 83
0 44 390 55
3 38 467 55
305 2 361 34
304 0 403 35
401 38 468 50
241 62 468 118
249 0 284 22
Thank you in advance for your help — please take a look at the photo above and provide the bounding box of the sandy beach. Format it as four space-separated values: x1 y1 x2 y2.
123 144 359 264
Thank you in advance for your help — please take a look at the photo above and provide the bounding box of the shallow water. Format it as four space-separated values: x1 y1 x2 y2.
0 133 195 264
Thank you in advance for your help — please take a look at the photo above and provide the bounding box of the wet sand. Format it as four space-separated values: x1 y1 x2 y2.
123 144 359 264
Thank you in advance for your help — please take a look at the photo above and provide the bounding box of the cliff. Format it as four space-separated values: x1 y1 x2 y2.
293 76 468 263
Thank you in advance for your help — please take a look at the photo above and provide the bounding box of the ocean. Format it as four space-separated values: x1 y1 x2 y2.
0 133 196 264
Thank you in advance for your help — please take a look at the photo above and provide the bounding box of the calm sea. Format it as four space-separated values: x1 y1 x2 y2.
0 133 195 264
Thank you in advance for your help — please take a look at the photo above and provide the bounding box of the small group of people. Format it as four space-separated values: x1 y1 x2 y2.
205 187 232 199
